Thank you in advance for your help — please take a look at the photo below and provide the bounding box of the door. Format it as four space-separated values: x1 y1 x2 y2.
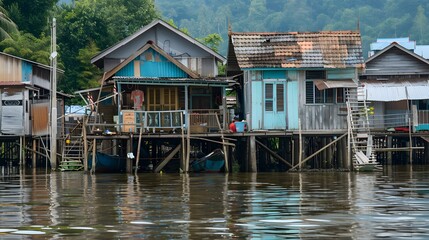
263 82 286 129
147 87 178 127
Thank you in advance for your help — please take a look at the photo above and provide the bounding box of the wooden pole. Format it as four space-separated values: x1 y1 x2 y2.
135 124 143 174
32 139 37 168
83 119 88 172
50 18 58 170
290 133 347 171
180 111 186 172
409 117 413 164
91 138 96 174
216 113 229 172
249 136 257 172
255 139 292 167
19 136 23 167
298 119 302 170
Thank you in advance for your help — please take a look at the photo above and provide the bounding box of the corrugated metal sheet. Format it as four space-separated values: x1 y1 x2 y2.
314 79 357 90
362 80 429 101
1 89 24 135
229 31 364 69
0 54 22 83
32 101 49 136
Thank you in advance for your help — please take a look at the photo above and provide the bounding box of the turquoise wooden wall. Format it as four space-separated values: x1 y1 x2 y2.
287 81 299 129
327 68 355 79
117 61 134 76
22 61 32 82
251 81 263 129
116 48 187 78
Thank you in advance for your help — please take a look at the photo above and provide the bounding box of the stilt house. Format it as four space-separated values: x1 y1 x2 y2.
0 52 67 137
227 30 365 131
360 40 429 131
87 19 231 134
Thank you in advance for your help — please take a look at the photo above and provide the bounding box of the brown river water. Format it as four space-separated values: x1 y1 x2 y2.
1 165 429 239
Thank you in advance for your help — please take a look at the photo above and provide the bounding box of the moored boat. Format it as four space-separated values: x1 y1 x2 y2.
190 149 225 172
88 152 127 173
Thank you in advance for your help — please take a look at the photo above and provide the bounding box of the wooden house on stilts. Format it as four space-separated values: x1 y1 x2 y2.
227 29 370 170
74 19 235 173
0 52 69 169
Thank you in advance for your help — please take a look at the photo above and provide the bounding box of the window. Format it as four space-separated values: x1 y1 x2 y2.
276 84 284 112
306 70 345 104
265 83 273 111
250 70 262 81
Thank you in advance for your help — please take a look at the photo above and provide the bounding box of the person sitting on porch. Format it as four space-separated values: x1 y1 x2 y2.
229 116 239 133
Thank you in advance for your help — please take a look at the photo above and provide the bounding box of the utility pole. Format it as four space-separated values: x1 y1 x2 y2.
50 18 57 170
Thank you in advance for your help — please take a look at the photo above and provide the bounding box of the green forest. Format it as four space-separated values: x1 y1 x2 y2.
0 0 429 98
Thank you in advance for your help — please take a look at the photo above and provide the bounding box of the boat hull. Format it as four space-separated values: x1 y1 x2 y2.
191 149 225 172
88 152 127 173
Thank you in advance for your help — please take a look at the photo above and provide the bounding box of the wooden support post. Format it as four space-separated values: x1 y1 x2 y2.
290 133 347 171
91 139 96 174
425 141 429 164
249 136 257 172
409 118 413 164
19 136 23 167
255 139 293 168
180 111 186 172
32 139 37 168
83 120 88 172
298 119 303 170
387 136 392 165
135 126 143 174
126 136 133 173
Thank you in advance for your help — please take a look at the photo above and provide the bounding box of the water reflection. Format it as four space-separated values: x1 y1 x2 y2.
1 166 429 238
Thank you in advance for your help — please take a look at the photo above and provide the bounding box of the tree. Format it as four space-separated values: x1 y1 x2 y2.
198 33 222 53
76 41 102 90
412 5 429 43
0 0 17 41
0 32 52 65
3 0 57 36
56 0 159 93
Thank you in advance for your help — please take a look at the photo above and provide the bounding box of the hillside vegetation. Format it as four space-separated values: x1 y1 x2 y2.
155 0 429 56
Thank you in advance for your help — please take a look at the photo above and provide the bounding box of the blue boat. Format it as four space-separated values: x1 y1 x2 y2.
190 149 225 172
88 152 127 173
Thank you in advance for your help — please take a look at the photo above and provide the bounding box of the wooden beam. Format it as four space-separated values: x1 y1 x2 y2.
289 133 347 171
255 139 293 168
190 137 236 147
154 144 181 173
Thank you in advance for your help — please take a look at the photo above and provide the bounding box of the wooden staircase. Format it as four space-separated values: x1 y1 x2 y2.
60 121 84 171
346 87 382 171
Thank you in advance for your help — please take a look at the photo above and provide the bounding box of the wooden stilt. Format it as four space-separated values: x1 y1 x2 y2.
215 113 229 172
83 120 88 172
126 136 133 173
255 139 292 168
91 138 96 174
19 136 23 167
298 119 303 170
249 136 257 172
180 111 186 172
135 126 143 174
387 136 392 165
290 133 347 171
32 139 37 168
154 144 181 173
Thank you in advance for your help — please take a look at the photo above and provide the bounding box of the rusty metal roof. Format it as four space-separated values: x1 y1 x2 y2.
228 31 365 69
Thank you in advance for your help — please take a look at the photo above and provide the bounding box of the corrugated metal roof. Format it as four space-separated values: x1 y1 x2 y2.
361 80 429 101
229 31 364 69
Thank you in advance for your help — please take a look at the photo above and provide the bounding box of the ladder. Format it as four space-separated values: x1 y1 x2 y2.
346 87 381 171
60 121 84 171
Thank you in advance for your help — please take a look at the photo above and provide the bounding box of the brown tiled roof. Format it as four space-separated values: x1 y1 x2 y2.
229 31 365 69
